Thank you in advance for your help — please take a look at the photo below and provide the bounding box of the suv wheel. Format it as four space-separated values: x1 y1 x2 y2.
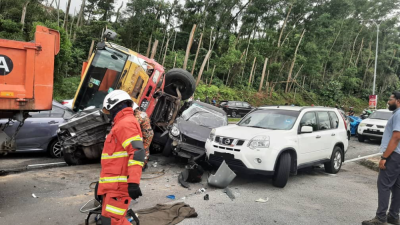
272 152 291 188
324 146 343 174
358 134 365 142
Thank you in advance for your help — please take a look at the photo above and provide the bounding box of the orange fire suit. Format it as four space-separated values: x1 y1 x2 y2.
134 109 154 164
98 107 145 225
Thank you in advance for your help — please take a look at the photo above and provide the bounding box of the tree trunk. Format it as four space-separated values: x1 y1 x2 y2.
348 26 363 66
183 24 197 70
259 58 268 92
302 76 306 88
57 0 60 27
150 40 159 60
226 69 231 86
196 50 212 86
251 63 257 85
285 29 306 93
241 32 252 79
289 64 303 92
63 0 72 30
389 49 397 67
73 0 85 41
146 34 152 58
191 33 203 75
207 28 213 71
20 1 30 31
362 42 373 88
115 2 124 23
355 38 364 66
171 31 177 52
277 3 292 48
173 53 177 68
209 65 216 86
248 57 256 87
162 33 172 66
158 30 167 62
87 40 95 61
69 8 76 38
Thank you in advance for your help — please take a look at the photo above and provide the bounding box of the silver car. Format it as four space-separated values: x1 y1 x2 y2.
0 101 74 158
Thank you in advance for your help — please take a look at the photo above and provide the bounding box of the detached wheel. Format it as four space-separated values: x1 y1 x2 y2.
48 139 63 158
324 146 343 174
64 148 88 165
273 152 291 188
164 68 196 100
358 134 365 142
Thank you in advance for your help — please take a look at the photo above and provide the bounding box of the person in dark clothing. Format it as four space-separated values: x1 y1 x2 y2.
362 92 400 225
205 96 210 104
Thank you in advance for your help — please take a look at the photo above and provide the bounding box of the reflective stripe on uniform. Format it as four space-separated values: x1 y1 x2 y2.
122 135 143 148
99 176 128 183
101 151 128 159
128 160 144 167
105 204 126 216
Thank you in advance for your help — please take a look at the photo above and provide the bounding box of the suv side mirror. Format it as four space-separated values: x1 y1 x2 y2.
301 126 313 133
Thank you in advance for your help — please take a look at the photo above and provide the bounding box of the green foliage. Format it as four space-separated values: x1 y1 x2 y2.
53 76 81 101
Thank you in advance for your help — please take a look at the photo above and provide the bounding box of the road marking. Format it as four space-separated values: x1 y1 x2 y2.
27 162 67 169
344 153 382 164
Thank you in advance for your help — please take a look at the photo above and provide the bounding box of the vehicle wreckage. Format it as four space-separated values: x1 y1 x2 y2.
58 29 196 165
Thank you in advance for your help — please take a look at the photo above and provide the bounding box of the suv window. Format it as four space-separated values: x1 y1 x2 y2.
220 102 227 107
235 102 243 107
299 112 318 131
329 112 339 128
243 102 250 107
228 102 235 106
317 112 331 130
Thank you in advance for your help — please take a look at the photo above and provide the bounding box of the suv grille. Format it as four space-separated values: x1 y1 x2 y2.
215 136 245 146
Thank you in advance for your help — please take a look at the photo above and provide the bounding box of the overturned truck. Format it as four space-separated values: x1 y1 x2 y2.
58 30 196 165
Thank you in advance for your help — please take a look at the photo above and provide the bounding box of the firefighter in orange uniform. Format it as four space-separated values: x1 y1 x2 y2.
98 90 145 225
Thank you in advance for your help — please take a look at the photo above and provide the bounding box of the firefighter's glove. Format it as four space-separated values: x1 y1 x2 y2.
128 183 142 200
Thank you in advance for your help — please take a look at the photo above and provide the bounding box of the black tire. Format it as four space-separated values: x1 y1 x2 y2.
273 152 291 188
231 111 237 118
164 68 196 100
324 146 343 174
162 138 173 156
358 134 365 142
64 148 88 165
48 139 63 158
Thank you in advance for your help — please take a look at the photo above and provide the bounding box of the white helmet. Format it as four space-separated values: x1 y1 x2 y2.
102 90 132 111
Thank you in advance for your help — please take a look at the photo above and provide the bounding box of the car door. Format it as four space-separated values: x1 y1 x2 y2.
235 102 244 115
242 102 252 114
297 111 325 164
13 110 51 150
316 111 334 160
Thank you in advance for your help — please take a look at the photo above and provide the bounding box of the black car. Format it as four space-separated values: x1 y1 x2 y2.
163 101 228 159
219 101 253 118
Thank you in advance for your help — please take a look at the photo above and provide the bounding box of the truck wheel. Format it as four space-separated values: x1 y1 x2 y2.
164 69 196 100
64 148 88 165
324 146 343 174
358 134 365 142
272 152 291 188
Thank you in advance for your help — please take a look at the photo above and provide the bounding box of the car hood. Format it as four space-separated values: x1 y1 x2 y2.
177 118 212 142
361 118 388 126
215 125 290 140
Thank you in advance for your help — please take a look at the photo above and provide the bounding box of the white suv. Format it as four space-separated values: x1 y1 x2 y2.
205 106 349 188
357 109 392 142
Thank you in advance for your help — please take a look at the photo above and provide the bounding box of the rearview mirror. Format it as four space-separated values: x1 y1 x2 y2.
301 126 313 133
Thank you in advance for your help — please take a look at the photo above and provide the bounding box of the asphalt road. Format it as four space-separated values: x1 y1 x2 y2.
0 137 382 224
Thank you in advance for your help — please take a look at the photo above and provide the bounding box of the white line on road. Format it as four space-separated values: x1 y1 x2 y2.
27 162 67 169
344 153 382 164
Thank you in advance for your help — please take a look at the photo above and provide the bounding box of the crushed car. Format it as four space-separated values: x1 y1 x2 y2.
160 101 228 159
57 29 196 165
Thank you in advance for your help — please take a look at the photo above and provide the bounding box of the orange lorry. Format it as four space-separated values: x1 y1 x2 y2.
0 25 60 154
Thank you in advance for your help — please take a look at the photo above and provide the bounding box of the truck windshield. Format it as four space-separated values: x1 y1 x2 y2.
73 47 128 111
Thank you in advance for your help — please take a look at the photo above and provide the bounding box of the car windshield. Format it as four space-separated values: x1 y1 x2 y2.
181 103 227 128
73 47 128 111
369 111 392 120
237 109 300 130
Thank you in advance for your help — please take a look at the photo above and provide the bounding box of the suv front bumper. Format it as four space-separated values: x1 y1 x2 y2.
358 126 384 139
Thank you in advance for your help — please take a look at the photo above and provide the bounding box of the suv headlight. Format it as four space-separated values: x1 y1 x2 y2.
248 135 270 149
359 123 366 127
209 129 216 141
170 124 180 137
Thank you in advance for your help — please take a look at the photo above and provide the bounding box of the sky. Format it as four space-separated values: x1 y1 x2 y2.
54 0 128 15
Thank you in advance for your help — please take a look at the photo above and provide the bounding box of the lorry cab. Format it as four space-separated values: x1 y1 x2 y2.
72 42 165 117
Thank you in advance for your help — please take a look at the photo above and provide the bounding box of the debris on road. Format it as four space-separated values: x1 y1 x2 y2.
223 188 235 200
208 161 236 188
255 198 269 203
166 195 176 200
204 194 209 200
177 160 204 188
32 193 39 198
196 188 206 194
153 162 158 168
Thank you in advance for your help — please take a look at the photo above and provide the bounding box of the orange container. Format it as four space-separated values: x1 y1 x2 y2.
0 25 60 115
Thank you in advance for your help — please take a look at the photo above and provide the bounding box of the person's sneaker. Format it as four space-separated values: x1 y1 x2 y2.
362 217 388 225
387 214 400 225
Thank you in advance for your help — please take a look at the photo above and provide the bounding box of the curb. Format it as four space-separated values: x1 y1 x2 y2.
357 157 380 172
